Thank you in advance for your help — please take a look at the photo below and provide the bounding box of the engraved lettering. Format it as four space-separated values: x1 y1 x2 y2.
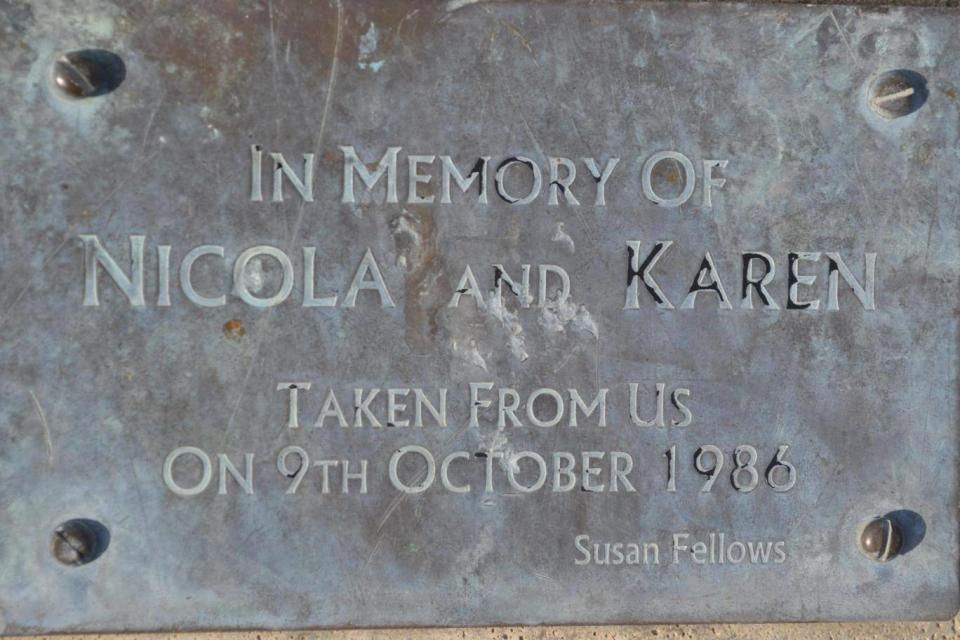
342 249 396 308
180 245 225 307
233 246 295 307
249 144 263 201
279 382 311 429
548 156 580 206
630 382 666 427
495 156 542 205
269 152 314 202
826 252 876 310
80 234 146 307
624 240 674 310
388 445 435 494
670 388 693 427
494 264 532 307
340 145 400 204
315 388 348 428
407 154 435 204
569 388 608 428
157 245 171 307
582 157 620 206
741 251 779 310
680 252 732 310
341 460 368 494
440 451 470 493
440 156 489 204
448 265 486 309
217 453 255 495
702 159 728 207
642 151 696 207
302 247 338 307
506 451 548 492
787 252 821 310
163 446 213 497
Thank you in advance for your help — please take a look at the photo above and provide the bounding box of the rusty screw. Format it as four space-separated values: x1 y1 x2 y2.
868 70 927 120
223 318 246 339
859 517 902 562
51 50 125 99
51 519 108 566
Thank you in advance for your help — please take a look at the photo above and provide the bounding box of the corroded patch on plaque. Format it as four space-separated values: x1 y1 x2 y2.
0 0 958 633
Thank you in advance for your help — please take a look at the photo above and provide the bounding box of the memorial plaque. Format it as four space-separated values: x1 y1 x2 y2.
0 0 958 633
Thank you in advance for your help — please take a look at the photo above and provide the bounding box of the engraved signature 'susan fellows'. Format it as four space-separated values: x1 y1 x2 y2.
574 532 787 566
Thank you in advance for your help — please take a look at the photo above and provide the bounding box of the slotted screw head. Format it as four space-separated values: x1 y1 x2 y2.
52 55 97 98
868 70 927 120
51 50 126 99
859 517 902 562
51 519 108 566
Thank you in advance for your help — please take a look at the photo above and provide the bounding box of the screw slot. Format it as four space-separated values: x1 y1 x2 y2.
868 69 928 120
51 518 110 566
52 49 125 99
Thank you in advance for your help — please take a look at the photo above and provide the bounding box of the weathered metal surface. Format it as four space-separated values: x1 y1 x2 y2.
0 0 958 633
